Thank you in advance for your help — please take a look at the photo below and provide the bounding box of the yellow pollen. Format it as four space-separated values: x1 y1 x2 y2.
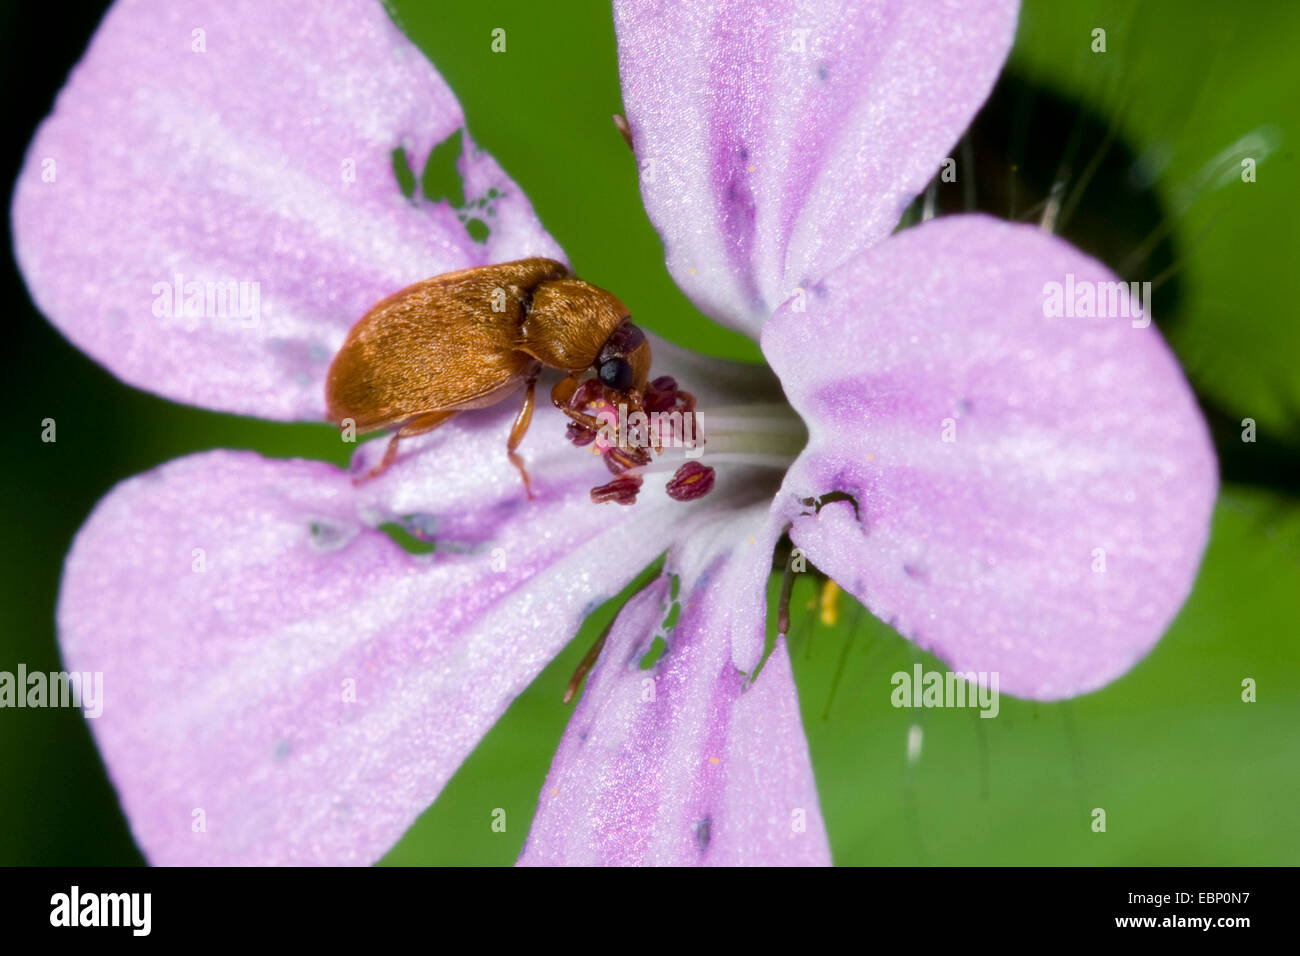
818 579 841 627
709 756 720 765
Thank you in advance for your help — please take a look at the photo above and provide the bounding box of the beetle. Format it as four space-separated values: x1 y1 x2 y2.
325 257 655 496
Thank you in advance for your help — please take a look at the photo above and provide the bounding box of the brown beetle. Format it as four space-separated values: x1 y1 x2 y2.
325 257 657 497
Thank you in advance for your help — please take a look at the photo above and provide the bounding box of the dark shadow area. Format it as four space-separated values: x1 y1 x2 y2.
2 0 145 864
923 68 1184 323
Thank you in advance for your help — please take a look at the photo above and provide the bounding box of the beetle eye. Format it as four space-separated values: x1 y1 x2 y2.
598 357 633 390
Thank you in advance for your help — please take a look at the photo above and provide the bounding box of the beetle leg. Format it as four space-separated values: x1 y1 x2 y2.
508 366 541 500
625 388 661 454
561 406 608 434
550 374 607 434
550 373 580 408
353 409 457 485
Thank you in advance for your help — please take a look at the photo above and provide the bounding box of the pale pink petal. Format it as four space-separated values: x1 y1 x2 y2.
60 449 661 865
12 0 560 421
614 0 1019 337
762 215 1217 699
58 345 773 864
520 505 830 866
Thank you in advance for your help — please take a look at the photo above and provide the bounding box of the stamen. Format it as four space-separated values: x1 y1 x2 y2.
590 473 642 505
566 421 597 447
565 371 804 505
818 579 841 627
605 444 652 474
665 461 716 501
626 452 797 476
644 375 694 414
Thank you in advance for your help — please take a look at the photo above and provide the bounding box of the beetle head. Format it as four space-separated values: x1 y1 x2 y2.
594 320 651 396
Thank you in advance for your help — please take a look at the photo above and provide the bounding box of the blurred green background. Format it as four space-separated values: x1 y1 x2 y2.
1 0 1297 865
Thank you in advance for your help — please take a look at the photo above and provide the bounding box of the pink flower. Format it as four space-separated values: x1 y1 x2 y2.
12 0 1216 865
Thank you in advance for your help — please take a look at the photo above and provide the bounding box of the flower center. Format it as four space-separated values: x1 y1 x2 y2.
563 376 806 504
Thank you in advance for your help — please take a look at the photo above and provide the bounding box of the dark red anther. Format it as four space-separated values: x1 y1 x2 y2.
644 375 679 413
590 473 643 505
564 378 611 446
566 420 597 447
566 378 621 448
604 443 652 474
665 461 715 501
